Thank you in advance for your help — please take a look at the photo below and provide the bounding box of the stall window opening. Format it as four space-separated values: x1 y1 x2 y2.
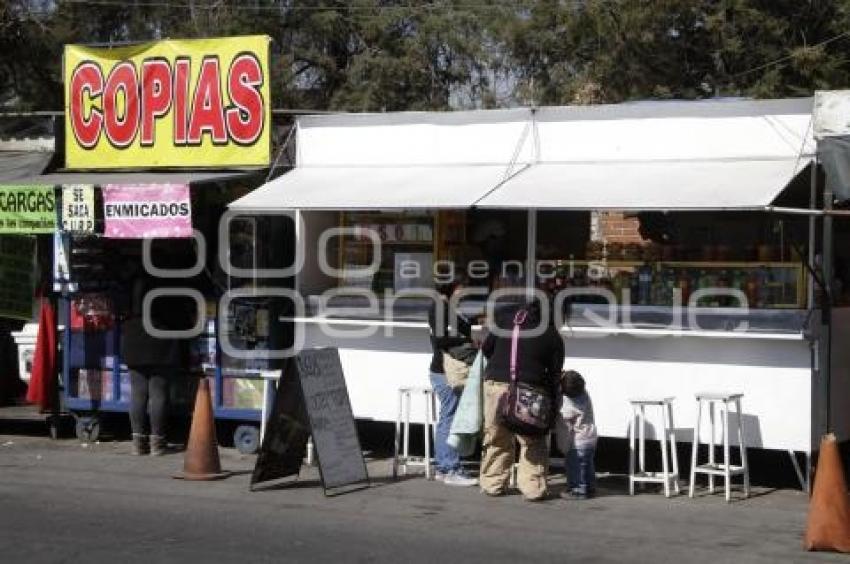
534 210 809 310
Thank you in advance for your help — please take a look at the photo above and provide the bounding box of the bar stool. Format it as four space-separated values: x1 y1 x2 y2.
628 397 680 497
689 392 750 502
392 386 437 480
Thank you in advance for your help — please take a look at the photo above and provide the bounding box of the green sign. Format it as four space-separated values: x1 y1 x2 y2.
0 185 56 233
0 236 35 320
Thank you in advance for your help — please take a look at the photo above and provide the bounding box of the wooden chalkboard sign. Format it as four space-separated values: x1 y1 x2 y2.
250 348 369 495
250 357 310 490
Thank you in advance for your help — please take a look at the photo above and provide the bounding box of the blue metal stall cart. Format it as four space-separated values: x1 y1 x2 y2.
47 173 272 454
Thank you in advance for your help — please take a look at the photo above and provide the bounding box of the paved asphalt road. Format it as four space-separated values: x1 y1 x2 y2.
0 434 845 564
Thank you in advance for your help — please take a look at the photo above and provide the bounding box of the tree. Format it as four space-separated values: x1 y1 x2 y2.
0 0 499 112
2 0 850 112
502 0 850 105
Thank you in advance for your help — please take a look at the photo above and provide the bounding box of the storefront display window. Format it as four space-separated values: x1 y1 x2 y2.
301 208 812 319
535 211 809 310
333 210 528 294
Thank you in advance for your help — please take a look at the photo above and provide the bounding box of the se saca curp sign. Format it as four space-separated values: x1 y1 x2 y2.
64 35 271 169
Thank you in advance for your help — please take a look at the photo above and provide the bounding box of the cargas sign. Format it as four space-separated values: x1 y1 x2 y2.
64 36 271 169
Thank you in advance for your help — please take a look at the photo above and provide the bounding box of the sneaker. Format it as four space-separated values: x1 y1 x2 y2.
560 489 591 500
434 471 448 482
442 471 478 487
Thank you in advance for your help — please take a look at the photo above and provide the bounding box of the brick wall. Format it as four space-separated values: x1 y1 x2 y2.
598 211 647 244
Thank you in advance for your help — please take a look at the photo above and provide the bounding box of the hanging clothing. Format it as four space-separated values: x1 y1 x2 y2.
448 350 485 457
26 298 57 411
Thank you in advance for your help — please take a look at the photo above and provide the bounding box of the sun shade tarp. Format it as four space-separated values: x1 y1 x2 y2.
230 98 815 211
228 165 520 210
230 109 531 210
475 158 811 210
0 151 53 182
819 135 850 202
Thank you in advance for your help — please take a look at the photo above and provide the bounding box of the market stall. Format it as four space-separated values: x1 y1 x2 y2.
0 170 280 449
0 125 56 409
0 35 282 451
0 182 57 418
230 97 844 486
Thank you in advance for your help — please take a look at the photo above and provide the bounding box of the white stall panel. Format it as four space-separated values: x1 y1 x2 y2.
300 321 814 452
301 323 434 423
565 333 812 451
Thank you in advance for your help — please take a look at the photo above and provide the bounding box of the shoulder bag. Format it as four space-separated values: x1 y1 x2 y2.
496 308 556 436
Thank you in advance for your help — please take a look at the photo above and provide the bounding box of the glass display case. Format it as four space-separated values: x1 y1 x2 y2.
537 260 806 309
337 211 467 293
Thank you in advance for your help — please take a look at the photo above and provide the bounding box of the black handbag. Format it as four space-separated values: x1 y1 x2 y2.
497 308 556 436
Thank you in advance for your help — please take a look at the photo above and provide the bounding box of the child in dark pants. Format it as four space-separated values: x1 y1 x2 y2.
556 370 597 499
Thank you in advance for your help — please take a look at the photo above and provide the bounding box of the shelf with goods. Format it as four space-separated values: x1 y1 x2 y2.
336 211 469 293
193 298 269 414
435 210 468 263
537 259 806 309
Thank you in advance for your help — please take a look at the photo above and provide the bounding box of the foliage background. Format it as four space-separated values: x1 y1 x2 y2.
2 0 850 111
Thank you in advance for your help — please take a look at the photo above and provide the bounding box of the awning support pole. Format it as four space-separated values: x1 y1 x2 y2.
808 163 817 309
822 182 834 436
265 124 297 183
526 209 537 296
763 205 850 216
789 450 807 493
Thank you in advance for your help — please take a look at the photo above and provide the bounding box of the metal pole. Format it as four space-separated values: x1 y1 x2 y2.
808 160 819 484
763 205 850 216
809 163 817 309
0 109 340 118
526 208 537 295
823 179 834 434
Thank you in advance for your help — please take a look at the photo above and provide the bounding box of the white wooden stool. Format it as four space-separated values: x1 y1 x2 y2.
392 386 437 480
628 397 680 497
689 392 750 502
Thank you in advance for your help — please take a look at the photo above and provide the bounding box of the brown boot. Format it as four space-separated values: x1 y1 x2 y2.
131 434 150 456
150 435 167 456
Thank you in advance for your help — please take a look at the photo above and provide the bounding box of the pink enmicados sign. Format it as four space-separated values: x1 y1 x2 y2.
102 184 192 238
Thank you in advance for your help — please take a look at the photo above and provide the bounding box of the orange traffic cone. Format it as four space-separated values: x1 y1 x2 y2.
804 434 850 552
174 378 230 481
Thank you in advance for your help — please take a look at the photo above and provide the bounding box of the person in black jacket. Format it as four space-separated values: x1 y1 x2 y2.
480 297 564 500
121 272 187 456
427 278 477 487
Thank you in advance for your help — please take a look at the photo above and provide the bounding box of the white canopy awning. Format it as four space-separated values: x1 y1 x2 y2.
228 164 518 210
0 151 53 183
475 99 814 209
229 98 816 212
476 158 811 210
229 108 531 211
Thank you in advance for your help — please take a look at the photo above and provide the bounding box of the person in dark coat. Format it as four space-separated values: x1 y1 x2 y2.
480 297 564 500
121 272 187 456
427 278 477 486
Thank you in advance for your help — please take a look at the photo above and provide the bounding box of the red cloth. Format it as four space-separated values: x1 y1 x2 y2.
26 298 57 411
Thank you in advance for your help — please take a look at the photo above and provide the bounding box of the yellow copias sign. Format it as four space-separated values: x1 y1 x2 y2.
64 35 271 169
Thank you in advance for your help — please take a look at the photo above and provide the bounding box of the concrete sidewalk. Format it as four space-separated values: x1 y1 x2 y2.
0 434 842 563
